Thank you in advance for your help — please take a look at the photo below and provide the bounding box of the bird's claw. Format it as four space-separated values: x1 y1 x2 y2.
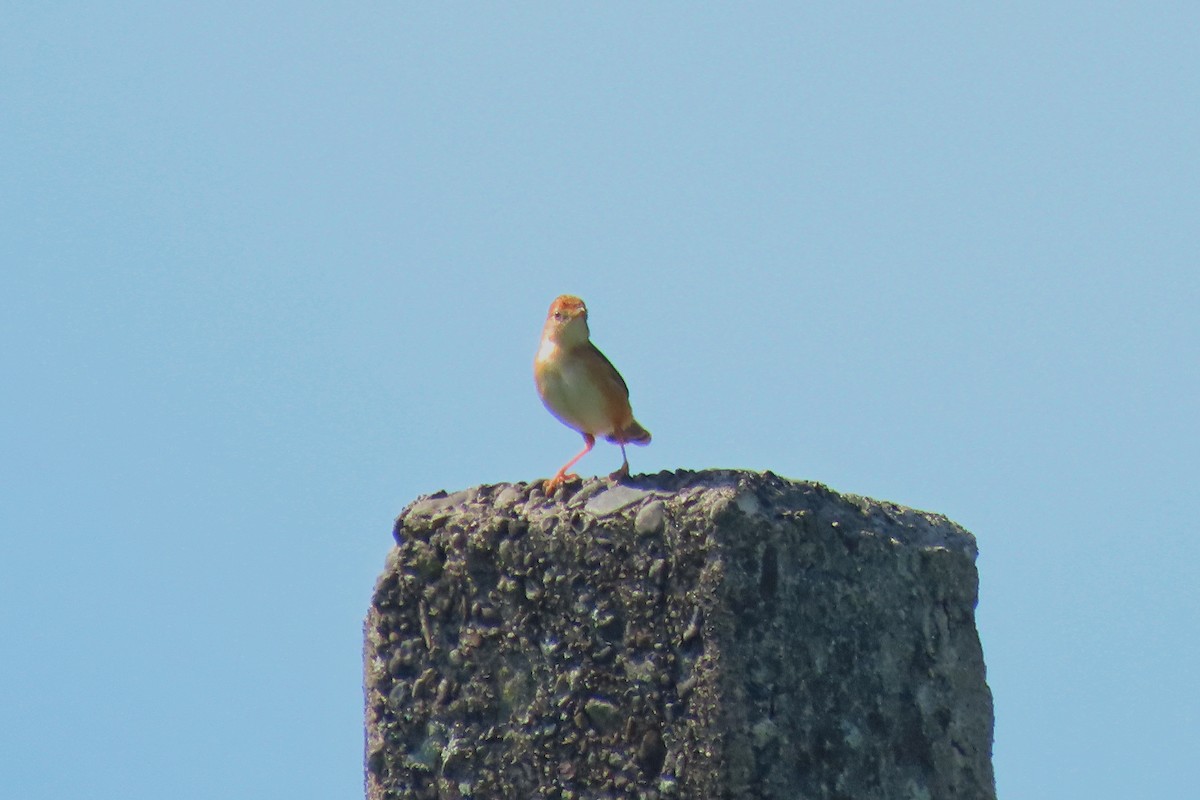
607 463 630 483
543 473 581 494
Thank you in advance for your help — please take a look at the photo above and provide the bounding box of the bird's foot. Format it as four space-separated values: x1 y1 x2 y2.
543 473 581 494
607 462 630 483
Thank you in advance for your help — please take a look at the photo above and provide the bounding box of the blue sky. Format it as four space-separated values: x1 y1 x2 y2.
2 4 1197 798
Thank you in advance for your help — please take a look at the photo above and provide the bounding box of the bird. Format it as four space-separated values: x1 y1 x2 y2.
534 295 651 494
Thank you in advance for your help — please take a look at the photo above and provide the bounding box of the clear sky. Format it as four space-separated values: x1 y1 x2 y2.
2 4 1197 798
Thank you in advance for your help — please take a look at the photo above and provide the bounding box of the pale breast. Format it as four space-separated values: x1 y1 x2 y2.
536 352 619 437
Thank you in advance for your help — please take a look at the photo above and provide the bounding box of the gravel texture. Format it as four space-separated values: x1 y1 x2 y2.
364 469 995 799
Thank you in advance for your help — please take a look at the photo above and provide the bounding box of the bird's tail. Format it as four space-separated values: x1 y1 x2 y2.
607 419 651 446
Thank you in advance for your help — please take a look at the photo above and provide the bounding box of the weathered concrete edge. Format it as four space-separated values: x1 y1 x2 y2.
395 469 978 560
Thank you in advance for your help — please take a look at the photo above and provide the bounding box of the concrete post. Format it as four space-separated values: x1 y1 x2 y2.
365 470 994 799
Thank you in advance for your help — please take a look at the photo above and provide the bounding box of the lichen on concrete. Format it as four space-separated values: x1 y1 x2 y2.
364 469 994 799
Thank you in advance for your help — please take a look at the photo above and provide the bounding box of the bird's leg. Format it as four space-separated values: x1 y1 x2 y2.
544 433 595 493
608 441 630 482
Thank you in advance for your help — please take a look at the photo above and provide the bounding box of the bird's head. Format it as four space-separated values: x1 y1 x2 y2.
542 295 590 345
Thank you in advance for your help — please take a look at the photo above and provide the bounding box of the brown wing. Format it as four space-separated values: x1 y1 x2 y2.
585 342 629 399
580 341 646 443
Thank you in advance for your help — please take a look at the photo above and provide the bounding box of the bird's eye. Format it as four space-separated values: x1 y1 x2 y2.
553 312 564 321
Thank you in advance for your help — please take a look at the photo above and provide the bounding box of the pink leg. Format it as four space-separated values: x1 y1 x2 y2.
608 441 630 481
545 433 595 492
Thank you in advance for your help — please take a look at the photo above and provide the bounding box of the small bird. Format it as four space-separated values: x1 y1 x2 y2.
534 295 651 494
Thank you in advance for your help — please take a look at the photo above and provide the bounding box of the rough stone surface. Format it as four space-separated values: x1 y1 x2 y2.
364 470 994 799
